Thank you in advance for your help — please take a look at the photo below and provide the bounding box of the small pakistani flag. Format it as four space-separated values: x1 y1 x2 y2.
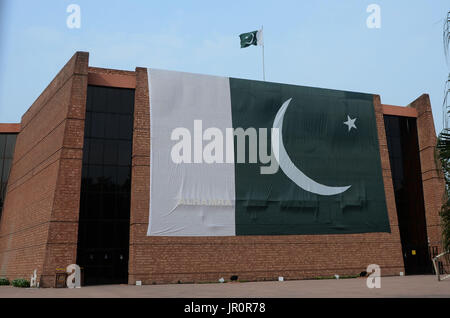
239 29 263 48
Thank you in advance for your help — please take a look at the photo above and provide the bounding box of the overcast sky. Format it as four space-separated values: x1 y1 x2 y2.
0 0 449 132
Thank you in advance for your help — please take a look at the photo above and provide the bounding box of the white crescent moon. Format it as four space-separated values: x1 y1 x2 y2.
272 98 351 196
244 33 254 45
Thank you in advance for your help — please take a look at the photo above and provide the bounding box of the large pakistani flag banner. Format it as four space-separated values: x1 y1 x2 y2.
147 69 390 236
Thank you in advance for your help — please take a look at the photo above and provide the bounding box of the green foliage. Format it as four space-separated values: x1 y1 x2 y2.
441 199 450 252
11 278 30 288
437 130 450 251
0 277 10 286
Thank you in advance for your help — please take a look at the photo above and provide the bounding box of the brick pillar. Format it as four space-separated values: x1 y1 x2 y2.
409 94 446 252
40 52 89 287
129 67 150 284
0 52 89 287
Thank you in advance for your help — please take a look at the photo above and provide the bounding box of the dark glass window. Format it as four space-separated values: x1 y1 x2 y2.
0 134 17 218
384 115 431 275
77 85 134 285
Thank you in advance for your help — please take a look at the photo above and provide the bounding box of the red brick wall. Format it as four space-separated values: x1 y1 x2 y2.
0 52 89 286
128 72 405 284
0 124 21 133
409 95 446 253
3 54 443 286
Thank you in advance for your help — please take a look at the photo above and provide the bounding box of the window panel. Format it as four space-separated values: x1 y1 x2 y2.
117 166 131 189
82 139 90 164
119 114 133 139
118 141 132 166
1 159 12 183
5 135 16 158
103 166 117 192
91 86 108 113
91 113 105 138
103 140 118 165
84 112 92 138
107 88 120 114
85 192 102 218
104 113 120 139
87 165 104 192
0 134 18 215
0 135 6 158
89 140 104 165
117 193 131 219
115 222 130 248
78 85 134 285
102 193 118 219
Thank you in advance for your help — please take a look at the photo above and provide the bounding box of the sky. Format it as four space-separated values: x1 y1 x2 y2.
0 0 449 133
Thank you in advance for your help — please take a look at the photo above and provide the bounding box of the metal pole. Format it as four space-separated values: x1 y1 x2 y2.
262 25 265 81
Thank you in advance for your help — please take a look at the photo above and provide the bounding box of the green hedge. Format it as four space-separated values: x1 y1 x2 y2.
11 278 30 288
0 277 10 286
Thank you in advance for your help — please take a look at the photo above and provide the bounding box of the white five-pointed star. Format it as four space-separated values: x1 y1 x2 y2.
343 115 357 132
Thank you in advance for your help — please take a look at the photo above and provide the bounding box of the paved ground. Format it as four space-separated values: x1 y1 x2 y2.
0 275 449 298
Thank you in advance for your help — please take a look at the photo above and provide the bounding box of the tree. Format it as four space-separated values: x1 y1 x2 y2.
437 11 450 252
437 130 450 251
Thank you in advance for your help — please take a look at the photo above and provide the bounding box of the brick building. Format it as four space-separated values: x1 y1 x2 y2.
0 51 445 287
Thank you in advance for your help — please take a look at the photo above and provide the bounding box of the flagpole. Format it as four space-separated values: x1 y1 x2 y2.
261 25 265 81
